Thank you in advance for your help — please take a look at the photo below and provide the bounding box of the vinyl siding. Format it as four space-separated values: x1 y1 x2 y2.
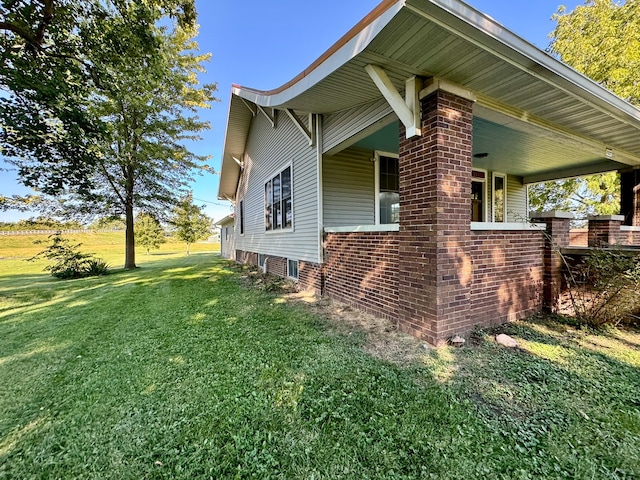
235 110 320 263
506 174 528 222
481 171 528 223
323 147 375 227
323 98 394 154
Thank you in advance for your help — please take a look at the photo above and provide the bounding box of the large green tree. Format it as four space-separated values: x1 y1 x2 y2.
0 0 196 196
1 1 217 269
530 0 639 218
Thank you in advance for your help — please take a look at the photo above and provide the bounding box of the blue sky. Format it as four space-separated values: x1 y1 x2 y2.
1 0 583 223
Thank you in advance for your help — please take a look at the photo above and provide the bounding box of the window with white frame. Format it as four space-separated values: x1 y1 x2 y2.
471 169 487 222
258 254 267 268
492 173 507 222
375 152 400 224
265 165 292 231
287 259 299 280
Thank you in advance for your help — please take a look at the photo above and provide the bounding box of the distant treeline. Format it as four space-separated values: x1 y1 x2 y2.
0 217 126 232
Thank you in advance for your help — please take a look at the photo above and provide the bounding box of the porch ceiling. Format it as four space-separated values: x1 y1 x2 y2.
219 0 640 200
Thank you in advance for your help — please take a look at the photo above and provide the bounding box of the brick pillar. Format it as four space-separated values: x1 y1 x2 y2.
531 211 572 312
587 215 624 247
398 89 473 346
620 168 640 226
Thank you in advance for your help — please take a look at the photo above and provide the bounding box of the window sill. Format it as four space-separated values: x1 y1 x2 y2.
324 224 399 233
471 222 546 231
265 227 294 235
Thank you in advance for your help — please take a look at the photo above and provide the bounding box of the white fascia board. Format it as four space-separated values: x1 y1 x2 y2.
406 0 640 130
232 2 405 108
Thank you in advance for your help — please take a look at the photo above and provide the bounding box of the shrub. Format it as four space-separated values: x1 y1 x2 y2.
29 233 109 279
84 259 110 277
563 248 640 327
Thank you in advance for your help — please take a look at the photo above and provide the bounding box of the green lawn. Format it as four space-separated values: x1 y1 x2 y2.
0 234 639 478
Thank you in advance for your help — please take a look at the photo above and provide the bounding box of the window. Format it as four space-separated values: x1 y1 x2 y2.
258 254 266 268
265 166 292 231
492 173 507 222
375 152 400 224
471 169 487 222
287 259 299 280
239 200 245 235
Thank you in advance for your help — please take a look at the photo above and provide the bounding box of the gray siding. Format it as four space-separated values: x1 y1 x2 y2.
235 110 320 263
323 98 394 154
506 174 528 222
220 224 235 259
323 147 375 227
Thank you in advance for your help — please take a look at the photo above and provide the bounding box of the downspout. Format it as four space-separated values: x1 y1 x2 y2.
316 114 324 264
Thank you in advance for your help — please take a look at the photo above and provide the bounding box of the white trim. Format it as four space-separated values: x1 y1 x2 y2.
316 114 324 263
621 226 640 232
472 168 488 222
420 77 477 103
471 222 546 231
264 162 294 232
374 150 399 225
491 172 507 223
287 259 299 280
324 224 399 233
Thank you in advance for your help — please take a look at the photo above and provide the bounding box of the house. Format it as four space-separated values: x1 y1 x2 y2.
217 0 640 345
215 214 235 259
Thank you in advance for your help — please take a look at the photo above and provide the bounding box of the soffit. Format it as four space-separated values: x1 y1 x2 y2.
219 0 640 199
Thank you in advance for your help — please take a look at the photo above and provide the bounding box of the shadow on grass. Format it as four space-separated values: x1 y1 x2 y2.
426 318 640 477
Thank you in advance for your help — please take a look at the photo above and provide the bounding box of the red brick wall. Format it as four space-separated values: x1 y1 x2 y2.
569 229 588 247
299 261 324 295
398 89 474 345
324 232 399 322
236 250 258 266
470 230 545 325
235 250 324 295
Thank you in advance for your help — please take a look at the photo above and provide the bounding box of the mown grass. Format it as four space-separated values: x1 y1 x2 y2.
0 234 639 479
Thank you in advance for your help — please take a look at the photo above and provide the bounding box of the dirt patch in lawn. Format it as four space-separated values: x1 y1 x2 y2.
285 290 430 367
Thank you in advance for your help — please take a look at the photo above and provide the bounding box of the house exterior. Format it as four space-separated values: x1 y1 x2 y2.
217 0 640 345
215 214 235 259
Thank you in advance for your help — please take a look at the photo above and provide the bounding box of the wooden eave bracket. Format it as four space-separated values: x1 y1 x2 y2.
232 156 244 168
240 98 257 116
365 64 422 139
257 105 277 127
286 109 316 146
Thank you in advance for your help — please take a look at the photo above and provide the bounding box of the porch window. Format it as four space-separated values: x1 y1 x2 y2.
471 169 487 222
492 173 507 222
265 165 292 231
375 152 399 224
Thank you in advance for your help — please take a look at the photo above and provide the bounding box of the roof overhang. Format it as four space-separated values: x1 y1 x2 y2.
218 0 640 200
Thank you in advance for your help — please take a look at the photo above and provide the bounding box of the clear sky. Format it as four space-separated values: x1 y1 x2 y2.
0 0 584 223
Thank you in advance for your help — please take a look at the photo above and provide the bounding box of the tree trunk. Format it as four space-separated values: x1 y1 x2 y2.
124 200 136 268
186 242 190 256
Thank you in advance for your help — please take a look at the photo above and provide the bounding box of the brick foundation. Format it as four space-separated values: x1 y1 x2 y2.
323 232 398 322
235 250 323 295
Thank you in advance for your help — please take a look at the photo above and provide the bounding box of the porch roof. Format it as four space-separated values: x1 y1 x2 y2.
218 0 640 200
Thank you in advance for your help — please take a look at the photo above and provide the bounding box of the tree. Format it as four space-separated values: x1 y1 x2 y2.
529 172 620 220
1 0 198 196
135 214 166 255
530 0 640 218
2 1 218 269
170 194 212 255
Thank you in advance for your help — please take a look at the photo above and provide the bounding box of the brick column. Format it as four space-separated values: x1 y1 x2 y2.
587 215 624 247
620 168 640 226
531 211 572 312
398 89 474 346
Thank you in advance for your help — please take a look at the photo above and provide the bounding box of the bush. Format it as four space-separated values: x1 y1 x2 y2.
29 233 109 279
563 248 640 327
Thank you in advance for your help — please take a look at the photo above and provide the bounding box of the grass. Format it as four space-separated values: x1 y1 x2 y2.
0 233 639 479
